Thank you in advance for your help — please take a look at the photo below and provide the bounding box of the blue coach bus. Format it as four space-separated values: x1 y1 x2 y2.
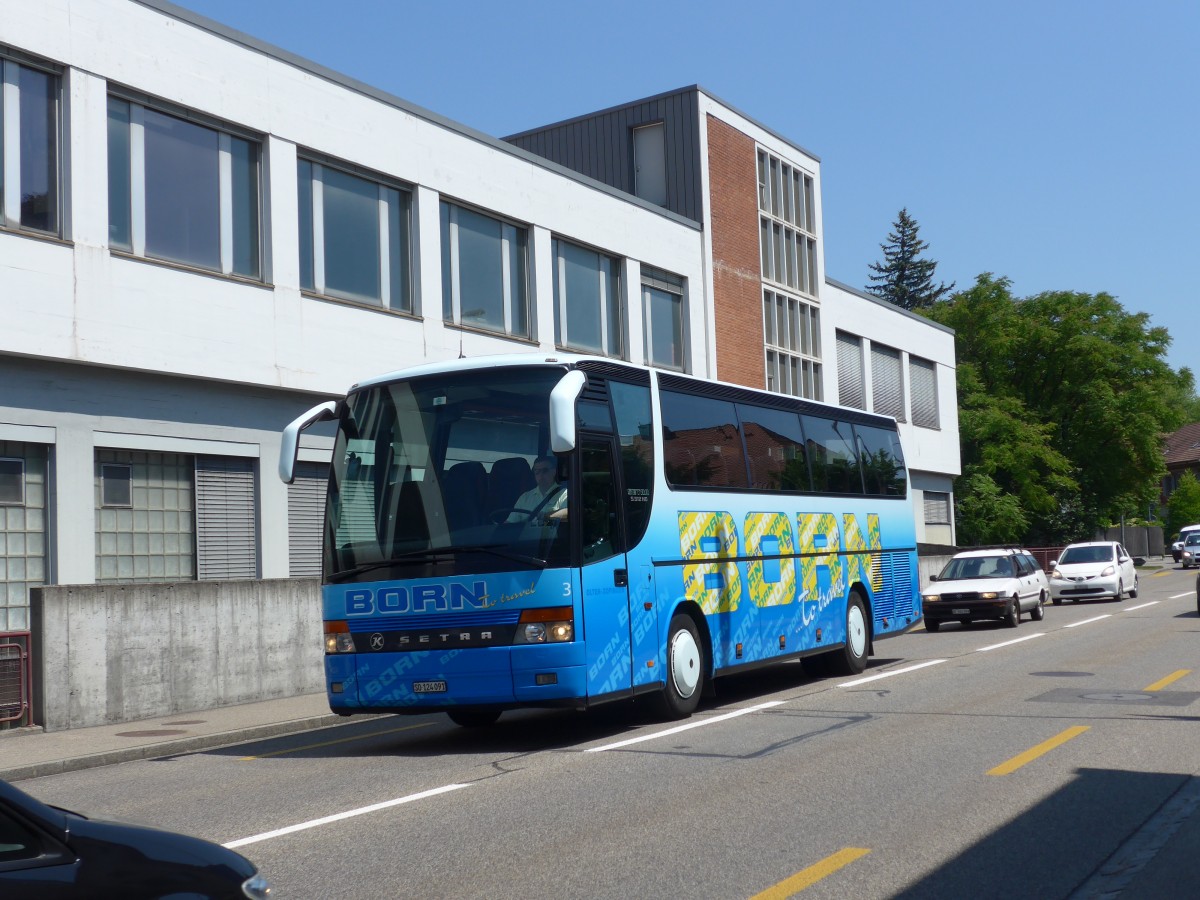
279 354 920 726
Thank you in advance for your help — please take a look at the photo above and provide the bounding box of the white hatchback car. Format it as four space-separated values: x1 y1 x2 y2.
1049 541 1139 604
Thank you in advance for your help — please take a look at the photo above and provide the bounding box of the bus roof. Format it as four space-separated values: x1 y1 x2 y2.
347 352 900 428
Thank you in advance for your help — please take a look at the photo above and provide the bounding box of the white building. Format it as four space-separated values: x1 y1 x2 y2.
0 0 959 639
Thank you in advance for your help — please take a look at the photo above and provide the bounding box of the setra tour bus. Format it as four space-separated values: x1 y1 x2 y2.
279 353 921 726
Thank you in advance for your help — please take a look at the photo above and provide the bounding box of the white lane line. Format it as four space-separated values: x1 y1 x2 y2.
837 659 945 687
1169 593 1193 600
1064 615 1111 629
1122 601 1159 611
586 701 785 752
977 633 1045 652
223 783 470 849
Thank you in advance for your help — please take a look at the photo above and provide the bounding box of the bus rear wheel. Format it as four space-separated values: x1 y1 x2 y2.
653 613 704 720
826 590 870 676
447 709 502 728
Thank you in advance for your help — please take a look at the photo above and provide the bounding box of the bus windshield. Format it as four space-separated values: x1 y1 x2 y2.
324 366 573 581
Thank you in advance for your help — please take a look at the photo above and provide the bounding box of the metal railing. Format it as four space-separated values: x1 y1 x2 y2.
0 632 31 728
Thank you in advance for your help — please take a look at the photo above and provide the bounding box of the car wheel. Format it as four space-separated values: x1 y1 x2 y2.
1130 577 1138 599
653 613 704 720
1005 596 1020 628
1115 580 1124 602
1051 595 1062 606
926 619 941 633
1031 592 1045 621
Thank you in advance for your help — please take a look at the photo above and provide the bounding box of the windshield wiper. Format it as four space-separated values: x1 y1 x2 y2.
451 544 548 569
329 544 546 583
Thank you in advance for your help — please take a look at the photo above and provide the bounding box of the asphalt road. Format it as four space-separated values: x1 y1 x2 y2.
19 565 1200 899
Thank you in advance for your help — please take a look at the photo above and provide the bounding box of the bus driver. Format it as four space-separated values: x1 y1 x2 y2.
508 455 568 525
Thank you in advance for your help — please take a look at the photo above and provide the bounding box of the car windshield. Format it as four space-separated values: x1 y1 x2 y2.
1186 535 1200 546
1059 545 1115 564
939 555 1015 580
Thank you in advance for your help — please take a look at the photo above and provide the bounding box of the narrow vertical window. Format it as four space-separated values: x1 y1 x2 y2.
643 266 685 371
2 58 61 236
107 97 132 250
553 238 623 358
441 201 530 338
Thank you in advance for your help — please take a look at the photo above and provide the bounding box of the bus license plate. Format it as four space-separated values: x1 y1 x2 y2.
413 680 447 693
952 608 969 615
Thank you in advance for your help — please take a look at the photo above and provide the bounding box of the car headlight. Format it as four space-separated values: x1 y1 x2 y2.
1101 565 1115 576
922 593 940 603
514 607 574 643
1050 570 1065 580
1184 552 1193 560
978 592 999 600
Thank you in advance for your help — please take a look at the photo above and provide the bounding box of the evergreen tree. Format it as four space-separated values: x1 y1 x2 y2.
866 208 955 310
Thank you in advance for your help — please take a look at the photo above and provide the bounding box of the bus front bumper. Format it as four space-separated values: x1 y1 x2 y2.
325 643 587 712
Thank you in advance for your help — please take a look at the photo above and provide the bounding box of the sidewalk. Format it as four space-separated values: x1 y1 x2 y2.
0 693 348 783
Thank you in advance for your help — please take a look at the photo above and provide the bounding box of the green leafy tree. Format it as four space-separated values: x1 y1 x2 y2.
924 274 1191 545
866 208 954 310
1167 471 1200 535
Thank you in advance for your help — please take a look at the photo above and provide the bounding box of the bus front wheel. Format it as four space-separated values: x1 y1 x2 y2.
654 613 704 720
447 709 502 728
826 591 870 676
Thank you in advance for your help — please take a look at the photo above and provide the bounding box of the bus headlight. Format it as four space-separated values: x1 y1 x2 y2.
324 621 354 654
515 607 574 643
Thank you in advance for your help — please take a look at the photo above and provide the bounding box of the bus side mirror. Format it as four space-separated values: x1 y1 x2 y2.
279 401 338 484
549 370 587 454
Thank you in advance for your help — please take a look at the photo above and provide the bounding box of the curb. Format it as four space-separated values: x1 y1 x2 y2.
0 713 352 783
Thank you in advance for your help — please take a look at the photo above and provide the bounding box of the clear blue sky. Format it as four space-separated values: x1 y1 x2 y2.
173 0 1199 380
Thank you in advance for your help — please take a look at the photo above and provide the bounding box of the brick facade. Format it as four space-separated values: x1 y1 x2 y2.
706 114 764 389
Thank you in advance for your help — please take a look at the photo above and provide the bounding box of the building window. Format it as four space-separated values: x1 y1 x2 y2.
100 464 132 507
0 57 60 235
95 450 195 583
642 266 685 370
924 491 952 525
297 159 412 312
107 96 261 278
0 459 23 505
764 289 821 400
910 356 940 429
871 343 906 422
441 201 529 337
552 238 623 357
836 331 865 410
757 149 817 297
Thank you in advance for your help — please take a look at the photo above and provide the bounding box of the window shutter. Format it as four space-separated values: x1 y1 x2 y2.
923 491 951 525
288 461 328 577
871 344 905 421
910 357 939 428
837 331 864 410
195 456 257 580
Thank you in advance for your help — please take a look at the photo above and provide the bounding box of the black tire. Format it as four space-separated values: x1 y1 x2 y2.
1115 580 1124 602
826 591 870 676
447 709 502 728
653 613 704 720
1005 596 1021 628
1030 592 1045 621
1130 577 1138 599
1051 595 1062 605
925 619 941 633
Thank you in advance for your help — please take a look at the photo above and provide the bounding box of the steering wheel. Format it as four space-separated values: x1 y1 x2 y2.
489 507 535 525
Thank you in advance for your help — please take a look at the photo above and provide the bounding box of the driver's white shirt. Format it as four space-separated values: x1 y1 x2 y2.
508 484 567 522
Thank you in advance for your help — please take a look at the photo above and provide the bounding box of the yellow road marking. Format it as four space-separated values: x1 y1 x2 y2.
1145 670 1190 692
239 722 434 760
749 847 870 899
988 725 1089 776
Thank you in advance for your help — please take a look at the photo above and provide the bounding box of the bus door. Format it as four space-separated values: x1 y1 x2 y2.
578 435 634 699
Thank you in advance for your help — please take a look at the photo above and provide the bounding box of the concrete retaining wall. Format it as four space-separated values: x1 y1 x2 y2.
30 579 322 732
